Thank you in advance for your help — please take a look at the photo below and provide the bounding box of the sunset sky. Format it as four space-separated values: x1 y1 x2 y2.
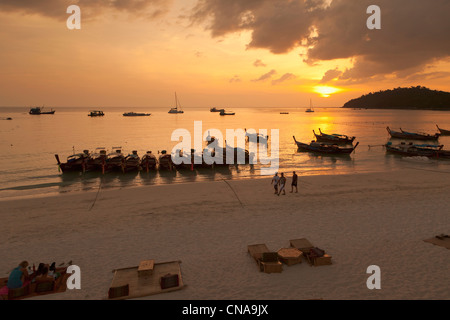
0 0 449 108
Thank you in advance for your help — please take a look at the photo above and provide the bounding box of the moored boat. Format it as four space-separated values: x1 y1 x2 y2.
245 129 269 143
140 151 158 172
123 112 151 117
219 110 235 116
293 136 359 155
387 127 440 140
168 92 184 114
313 128 356 144
158 150 175 170
123 150 141 172
87 147 108 173
436 125 450 136
88 110 105 117
210 107 224 112
105 147 126 172
29 106 55 115
55 150 90 173
305 99 315 113
385 141 444 158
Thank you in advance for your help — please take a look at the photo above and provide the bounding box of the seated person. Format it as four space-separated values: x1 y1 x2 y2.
7 261 29 289
35 263 46 277
34 266 55 283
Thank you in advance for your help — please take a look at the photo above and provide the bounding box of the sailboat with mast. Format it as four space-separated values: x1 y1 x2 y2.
168 92 184 114
305 99 315 113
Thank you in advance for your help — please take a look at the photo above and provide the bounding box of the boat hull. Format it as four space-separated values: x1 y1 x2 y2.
140 156 158 172
314 129 355 144
385 142 445 158
293 137 358 155
437 125 450 136
387 127 440 140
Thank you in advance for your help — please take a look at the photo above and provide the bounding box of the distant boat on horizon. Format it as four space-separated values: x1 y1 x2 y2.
305 99 315 113
210 107 224 112
123 112 151 117
219 110 235 116
29 106 55 115
88 110 105 117
168 92 184 114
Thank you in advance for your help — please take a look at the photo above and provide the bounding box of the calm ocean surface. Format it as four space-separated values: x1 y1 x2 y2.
1 106 450 200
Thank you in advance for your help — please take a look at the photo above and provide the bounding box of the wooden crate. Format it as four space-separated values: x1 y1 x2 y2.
277 248 303 266
289 238 314 254
313 255 332 267
138 260 155 277
259 261 283 273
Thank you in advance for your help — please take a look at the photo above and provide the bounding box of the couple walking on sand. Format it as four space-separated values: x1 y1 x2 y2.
271 171 298 196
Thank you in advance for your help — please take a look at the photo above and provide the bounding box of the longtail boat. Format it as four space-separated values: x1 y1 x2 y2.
436 125 450 136
87 147 108 173
172 149 204 170
105 147 126 172
55 150 90 173
123 150 141 172
158 150 174 171
140 151 158 172
385 142 445 158
293 136 359 155
29 106 55 115
88 110 104 117
313 128 355 144
386 127 440 140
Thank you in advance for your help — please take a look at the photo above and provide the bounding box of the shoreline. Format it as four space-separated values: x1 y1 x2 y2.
1 168 449 300
0 165 401 203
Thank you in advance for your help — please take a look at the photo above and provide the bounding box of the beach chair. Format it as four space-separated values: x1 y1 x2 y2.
107 260 185 300
290 238 332 267
247 244 283 273
289 238 314 253
8 283 31 300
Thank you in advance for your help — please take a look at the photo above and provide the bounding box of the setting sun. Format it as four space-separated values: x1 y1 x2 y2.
313 86 342 98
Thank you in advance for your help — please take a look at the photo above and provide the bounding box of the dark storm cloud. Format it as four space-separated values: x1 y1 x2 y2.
191 0 450 82
0 0 171 20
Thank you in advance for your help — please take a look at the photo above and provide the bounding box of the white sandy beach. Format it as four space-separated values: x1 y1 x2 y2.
0 167 449 300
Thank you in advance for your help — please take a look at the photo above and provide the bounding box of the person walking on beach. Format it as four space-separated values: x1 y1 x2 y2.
278 173 286 196
290 171 298 193
271 172 280 194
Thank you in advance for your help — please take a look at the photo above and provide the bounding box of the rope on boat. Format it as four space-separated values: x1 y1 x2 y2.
89 177 103 211
222 178 245 208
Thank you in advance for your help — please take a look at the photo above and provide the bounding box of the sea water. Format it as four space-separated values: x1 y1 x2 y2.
1 106 450 200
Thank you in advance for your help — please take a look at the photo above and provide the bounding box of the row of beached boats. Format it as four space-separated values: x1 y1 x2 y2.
55 144 252 174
